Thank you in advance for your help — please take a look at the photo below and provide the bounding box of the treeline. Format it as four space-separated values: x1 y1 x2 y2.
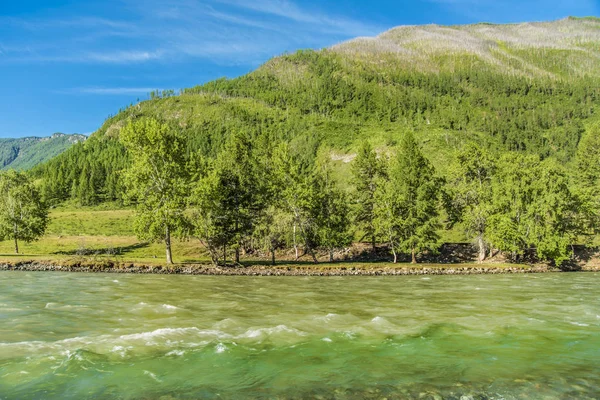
118 118 600 267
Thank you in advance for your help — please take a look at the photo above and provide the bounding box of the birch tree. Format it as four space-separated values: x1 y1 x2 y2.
120 118 189 264
0 171 48 254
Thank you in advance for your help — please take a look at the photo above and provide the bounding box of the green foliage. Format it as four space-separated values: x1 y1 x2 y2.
391 133 441 262
120 118 189 264
351 141 385 249
314 163 352 261
446 143 495 260
373 174 404 263
487 155 580 265
271 142 322 261
0 170 49 253
574 122 600 234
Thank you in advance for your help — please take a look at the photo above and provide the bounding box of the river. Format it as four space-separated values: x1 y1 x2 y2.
0 272 599 399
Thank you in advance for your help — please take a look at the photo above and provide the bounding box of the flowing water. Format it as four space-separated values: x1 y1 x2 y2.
0 272 599 399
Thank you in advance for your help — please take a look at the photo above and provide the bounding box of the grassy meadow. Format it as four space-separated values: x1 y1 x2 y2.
0 202 521 269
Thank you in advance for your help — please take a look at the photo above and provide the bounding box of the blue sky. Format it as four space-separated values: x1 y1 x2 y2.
0 0 598 138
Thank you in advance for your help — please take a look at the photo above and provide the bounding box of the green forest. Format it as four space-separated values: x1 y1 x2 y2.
7 17 600 266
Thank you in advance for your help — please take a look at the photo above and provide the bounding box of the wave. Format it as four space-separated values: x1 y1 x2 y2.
0 324 308 361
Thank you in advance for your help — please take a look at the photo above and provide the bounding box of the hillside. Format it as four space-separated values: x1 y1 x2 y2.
0 133 86 171
35 17 600 205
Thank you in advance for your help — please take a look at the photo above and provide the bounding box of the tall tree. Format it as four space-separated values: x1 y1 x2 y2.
0 171 49 254
120 118 189 264
487 154 580 266
272 143 320 262
574 123 600 235
191 163 242 265
374 173 403 263
388 132 441 263
314 163 352 262
351 141 385 251
529 160 580 265
446 143 495 261
253 205 291 265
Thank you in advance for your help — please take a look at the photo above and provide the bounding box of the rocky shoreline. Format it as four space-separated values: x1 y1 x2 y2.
1 261 599 276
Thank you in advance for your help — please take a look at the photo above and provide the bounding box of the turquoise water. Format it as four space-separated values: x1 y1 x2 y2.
0 272 599 399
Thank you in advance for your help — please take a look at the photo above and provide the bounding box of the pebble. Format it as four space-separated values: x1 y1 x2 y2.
0 262 595 276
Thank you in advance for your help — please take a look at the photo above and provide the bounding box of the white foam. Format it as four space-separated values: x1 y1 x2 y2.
570 322 590 327
166 349 185 356
322 337 333 342
144 370 162 382
215 343 227 353
111 345 128 357
161 304 178 310
240 325 305 339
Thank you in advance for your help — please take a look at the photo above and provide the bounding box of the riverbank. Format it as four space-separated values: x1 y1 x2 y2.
2 261 599 275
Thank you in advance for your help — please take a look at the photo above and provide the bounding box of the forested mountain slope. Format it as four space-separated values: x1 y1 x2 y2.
35 17 600 205
0 133 86 171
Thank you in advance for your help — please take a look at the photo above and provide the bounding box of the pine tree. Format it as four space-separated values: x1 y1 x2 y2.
374 174 403 263
574 122 600 235
351 141 384 251
314 163 352 262
388 132 441 263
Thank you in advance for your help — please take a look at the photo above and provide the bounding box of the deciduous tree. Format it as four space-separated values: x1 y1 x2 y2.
120 118 189 264
0 171 49 254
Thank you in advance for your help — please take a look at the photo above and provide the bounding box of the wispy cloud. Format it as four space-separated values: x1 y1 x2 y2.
217 0 380 36
0 0 383 66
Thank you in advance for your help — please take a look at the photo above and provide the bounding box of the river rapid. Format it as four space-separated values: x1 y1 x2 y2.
0 272 599 399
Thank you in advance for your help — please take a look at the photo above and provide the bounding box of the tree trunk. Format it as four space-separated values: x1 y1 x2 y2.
489 245 494 259
271 248 276 266
478 235 486 263
411 248 417 264
165 225 173 264
13 224 18 254
392 247 397 264
329 248 334 263
223 243 227 265
235 247 240 264
372 233 376 253
310 248 318 264
293 224 299 260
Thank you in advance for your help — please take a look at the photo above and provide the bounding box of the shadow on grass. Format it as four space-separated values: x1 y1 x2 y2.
53 242 150 256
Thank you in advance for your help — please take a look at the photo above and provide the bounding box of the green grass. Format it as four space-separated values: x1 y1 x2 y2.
0 206 495 267
47 209 135 236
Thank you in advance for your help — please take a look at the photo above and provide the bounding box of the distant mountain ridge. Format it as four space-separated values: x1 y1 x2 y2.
0 133 86 171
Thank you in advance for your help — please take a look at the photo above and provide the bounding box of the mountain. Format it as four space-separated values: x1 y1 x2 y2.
0 133 86 171
35 17 600 204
